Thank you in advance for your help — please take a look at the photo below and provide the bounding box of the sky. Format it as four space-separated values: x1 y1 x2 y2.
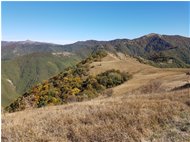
2 1 190 44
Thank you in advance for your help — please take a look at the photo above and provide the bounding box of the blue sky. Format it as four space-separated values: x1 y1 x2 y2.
2 2 190 44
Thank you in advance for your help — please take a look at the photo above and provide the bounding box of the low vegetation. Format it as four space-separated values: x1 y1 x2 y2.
2 88 190 142
5 51 131 112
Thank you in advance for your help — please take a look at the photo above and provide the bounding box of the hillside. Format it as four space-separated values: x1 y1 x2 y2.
60 34 190 67
2 52 80 107
2 34 189 105
2 35 190 141
4 51 189 111
2 51 190 142
5 51 131 112
2 90 190 142
89 53 189 95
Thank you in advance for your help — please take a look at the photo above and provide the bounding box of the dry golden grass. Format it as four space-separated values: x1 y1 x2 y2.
2 53 190 142
2 88 190 142
90 53 189 95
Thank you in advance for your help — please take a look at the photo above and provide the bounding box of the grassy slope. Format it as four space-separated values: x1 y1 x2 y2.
2 53 80 107
2 53 190 141
2 90 190 142
89 53 189 95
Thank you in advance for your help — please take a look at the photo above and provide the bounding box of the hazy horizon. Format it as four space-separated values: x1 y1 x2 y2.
2 32 190 46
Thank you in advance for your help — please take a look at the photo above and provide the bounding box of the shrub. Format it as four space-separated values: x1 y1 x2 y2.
96 69 131 88
37 97 47 107
80 90 97 99
71 88 80 96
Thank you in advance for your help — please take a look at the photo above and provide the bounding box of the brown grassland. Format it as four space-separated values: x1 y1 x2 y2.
2 53 190 142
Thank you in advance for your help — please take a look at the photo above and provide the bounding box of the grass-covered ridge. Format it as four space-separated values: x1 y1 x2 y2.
5 51 131 112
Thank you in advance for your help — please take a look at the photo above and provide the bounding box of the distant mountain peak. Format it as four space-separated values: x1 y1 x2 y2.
25 39 32 42
145 33 162 38
21 40 36 44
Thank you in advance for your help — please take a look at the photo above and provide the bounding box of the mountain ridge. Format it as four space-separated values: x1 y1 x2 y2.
2 33 190 106
2 33 189 45
3 33 189 66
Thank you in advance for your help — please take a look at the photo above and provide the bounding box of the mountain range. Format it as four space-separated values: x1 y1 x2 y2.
2 43 190 141
2 33 190 66
2 33 190 107
2 1 190 140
